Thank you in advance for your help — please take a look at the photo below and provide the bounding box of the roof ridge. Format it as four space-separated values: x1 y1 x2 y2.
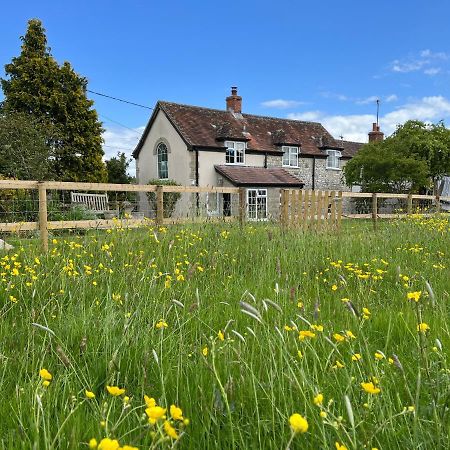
158 100 325 127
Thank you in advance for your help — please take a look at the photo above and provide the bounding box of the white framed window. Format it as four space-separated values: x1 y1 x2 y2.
225 141 245 165
247 189 268 220
157 142 168 179
282 146 299 167
326 150 341 170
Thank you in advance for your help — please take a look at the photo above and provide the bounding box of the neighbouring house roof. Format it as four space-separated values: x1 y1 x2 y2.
215 165 304 187
133 101 364 158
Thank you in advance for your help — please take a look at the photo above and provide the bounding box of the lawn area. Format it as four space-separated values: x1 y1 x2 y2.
0 216 449 449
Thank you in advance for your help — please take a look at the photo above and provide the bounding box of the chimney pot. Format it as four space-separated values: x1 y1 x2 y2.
226 86 242 113
369 122 384 142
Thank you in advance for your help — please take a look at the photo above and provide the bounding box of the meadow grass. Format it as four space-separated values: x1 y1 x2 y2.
0 216 449 449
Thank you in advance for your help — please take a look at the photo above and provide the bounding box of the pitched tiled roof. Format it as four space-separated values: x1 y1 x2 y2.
215 165 304 187
341 140 364 158
133 101 364 158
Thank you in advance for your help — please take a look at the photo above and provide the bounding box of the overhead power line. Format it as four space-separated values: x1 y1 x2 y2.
87 89 153 110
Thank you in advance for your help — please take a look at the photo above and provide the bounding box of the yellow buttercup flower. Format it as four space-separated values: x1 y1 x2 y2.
407 291 422 302
289 413 309 434
146 406 167 424
155 320 168 329
313 393 323 406
299 330 316 340
345 330 356 339
319 411 327 418
335 442 348 450
39 368 52 381
85 390 96 399
89 438 98 449
164 420 179 439
106 385 125 396
218 330 225 341
417 322 430 333
202 346 208 356
374 352 384 360
333 333 345 342
170 404 183 421
42 380 51 387
351 353 362 361
361 381 381 394
144 395 156 408
98 438 120 450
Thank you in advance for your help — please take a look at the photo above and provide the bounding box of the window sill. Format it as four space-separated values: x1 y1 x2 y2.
326 167 341 171
282 165 299 169
225 162 245 166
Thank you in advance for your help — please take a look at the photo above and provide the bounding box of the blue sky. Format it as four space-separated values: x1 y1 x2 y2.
1 0 450 171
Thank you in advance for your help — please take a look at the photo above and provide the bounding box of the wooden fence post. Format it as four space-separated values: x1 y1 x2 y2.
337 191 343 230
372 193 378 230
407 193 413 215
156 185 164 225
280 189 288 226
238 187 246 227
38 182 48 252
435 194 441 213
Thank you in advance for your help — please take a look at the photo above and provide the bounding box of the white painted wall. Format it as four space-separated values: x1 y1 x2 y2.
136 110 191 186
198 151 265 186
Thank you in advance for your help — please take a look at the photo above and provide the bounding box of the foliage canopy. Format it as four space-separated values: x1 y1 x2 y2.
344 120 450 193
1 19 107 182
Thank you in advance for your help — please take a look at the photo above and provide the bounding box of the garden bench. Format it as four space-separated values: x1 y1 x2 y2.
70 192 110 215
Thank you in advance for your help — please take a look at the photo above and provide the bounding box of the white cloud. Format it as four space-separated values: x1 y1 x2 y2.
385 94 398 103
390 50 449 75
102 125 145 176
356 95 379 105
424 67 441 76
420 49 448 60
261 99 306 109
320 91 348 101
356 94 398 105
288 96 450 143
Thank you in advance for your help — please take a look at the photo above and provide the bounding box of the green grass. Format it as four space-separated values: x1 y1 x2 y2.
0 217 449 449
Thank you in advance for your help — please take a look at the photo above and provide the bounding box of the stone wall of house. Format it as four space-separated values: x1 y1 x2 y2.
267 153 350 191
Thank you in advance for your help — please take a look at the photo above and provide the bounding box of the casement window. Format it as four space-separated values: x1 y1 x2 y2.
282 146 299 167
225 141 245 165
326 149 341 170
157 142 168 179
247 189 268 220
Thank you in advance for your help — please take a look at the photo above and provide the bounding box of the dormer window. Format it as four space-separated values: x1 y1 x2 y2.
282 146 299 167
225 141 245 165
326 149 341 170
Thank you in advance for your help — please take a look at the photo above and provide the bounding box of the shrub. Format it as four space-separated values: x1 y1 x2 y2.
146 179 181 218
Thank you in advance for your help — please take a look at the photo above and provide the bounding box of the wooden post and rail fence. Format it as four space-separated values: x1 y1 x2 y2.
0 179 448 252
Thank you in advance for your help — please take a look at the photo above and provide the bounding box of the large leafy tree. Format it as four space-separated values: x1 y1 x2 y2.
344 120 450 193
1 19 107 182
0 111 55 180
105 152 133 184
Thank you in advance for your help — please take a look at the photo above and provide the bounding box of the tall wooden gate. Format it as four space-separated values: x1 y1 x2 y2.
280 189 342 230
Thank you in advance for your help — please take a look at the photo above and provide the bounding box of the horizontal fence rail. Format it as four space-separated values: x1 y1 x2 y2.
0 180 448 252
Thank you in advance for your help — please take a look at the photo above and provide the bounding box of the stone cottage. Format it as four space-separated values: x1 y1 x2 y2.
133 88 373 219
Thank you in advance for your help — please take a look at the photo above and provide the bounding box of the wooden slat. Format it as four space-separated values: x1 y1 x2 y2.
0 222 39 232
297 190 304 229
337 191 343 230
302 190 309 229
0 180 39 189
341 192 372 198
329 191 336 228
44 181 158 192
161 185 239 194
377 193 408 199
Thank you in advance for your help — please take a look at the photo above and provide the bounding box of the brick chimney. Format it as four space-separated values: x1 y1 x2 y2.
368 122 384 142
226 86 242 113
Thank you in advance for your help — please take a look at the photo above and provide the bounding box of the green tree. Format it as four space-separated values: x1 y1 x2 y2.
344 120 450 193
1 19 107 182
105 152 133 184
0 111 55 180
